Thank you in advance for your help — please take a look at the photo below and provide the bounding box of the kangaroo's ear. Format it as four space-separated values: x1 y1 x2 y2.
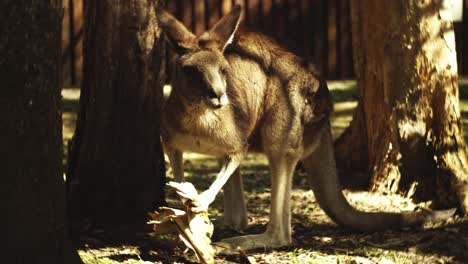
156 7 198 54
198 5 242 52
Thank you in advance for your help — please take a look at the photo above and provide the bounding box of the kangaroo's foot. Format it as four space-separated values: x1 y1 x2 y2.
214 232 292 254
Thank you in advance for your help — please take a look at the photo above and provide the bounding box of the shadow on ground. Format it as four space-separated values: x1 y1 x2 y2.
74 150 468 263
66 80 468 263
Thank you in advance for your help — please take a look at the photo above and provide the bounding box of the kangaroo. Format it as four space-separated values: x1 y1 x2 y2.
157 5 454 250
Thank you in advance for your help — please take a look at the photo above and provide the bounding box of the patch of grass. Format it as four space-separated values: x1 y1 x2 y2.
457 79 468 140
327 80 358 102
458 78 468 99
62 88 80 113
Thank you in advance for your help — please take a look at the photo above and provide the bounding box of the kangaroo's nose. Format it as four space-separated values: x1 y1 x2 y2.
219 93 228 105
208 92 228 108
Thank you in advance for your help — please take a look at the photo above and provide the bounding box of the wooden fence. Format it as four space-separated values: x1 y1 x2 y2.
62 0 468 86
62 0 83 86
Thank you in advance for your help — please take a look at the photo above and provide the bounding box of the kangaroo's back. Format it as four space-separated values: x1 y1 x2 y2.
225 32 334 152
230 32 308 82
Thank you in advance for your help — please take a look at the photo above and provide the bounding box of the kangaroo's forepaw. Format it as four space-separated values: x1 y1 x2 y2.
188 200 208 213
187 191 212 213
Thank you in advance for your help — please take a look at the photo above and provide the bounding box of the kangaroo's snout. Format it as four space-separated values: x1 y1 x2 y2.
177 49 230 109
207 92 229 108
201 65 229 108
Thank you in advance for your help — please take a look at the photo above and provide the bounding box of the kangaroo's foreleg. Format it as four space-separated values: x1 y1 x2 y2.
191 153 244 213
167 148 184 182
223 168 248 230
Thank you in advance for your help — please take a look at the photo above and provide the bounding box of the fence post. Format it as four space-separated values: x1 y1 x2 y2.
69 0 76 85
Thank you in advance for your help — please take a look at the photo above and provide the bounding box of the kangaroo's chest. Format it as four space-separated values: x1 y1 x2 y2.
170 131 229 156
163 107 246 157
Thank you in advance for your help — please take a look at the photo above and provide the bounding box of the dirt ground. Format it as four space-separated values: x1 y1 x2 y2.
74 154 468 264
64 81 468 264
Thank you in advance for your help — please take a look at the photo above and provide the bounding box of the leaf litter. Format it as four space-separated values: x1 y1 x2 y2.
76 155 468 263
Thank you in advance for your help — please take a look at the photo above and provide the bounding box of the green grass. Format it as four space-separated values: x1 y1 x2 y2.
327 80 358 102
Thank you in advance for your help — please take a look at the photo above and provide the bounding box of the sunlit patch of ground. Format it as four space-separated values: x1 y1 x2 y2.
64 80 468 264
79 246 143 264
328 80 358 138
331 101 357 138
62 88 78 165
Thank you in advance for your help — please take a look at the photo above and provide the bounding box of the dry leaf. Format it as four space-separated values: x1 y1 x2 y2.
148 182 215 264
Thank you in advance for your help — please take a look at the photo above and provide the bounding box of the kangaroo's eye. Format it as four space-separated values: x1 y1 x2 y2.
182 66 200 83
206 89 218 99
220 68 227 75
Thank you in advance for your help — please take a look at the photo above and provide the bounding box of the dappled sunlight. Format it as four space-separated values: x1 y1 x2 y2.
62 88 80 100
79 246 142 263
328 80 358 138
61 88 79 142
163 145 468 263
61 88 79 165
62 112 77 142
63 80 468 263
331 101 358 138
459 79 468 140
327 80 357 91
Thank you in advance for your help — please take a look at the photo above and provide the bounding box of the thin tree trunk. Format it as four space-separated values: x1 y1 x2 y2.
0 1 81 262
336 0 468 212
67 0 166 220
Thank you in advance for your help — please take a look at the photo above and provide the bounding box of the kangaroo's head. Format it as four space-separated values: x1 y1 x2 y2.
157 5 242 109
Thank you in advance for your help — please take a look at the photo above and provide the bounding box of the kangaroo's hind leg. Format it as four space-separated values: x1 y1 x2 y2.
216 152 299 251
223 168 248 231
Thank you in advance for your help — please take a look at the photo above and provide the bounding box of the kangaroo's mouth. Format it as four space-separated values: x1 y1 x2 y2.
206 93 229 109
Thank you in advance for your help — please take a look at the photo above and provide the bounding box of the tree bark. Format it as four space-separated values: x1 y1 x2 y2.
336 0 468 213
0 1 81 262
67 0 166 220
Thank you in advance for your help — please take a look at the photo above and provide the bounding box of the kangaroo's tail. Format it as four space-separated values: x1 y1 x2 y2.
301 121 455 231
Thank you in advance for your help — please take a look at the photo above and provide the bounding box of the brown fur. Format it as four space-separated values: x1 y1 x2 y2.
157 5 455 251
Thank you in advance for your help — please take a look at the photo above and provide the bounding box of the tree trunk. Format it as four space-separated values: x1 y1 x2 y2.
67 0 166 220
0 1 81 262
336 0 468 213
